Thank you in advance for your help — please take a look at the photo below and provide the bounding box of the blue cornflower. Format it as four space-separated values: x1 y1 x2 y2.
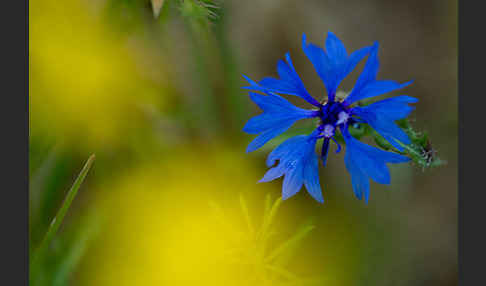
243 32 417 204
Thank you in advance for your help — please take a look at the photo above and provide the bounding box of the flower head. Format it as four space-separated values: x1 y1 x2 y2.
243 32 416 204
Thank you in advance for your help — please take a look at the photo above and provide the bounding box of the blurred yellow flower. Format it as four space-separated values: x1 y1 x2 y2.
76 147 333 286
29 0 164 149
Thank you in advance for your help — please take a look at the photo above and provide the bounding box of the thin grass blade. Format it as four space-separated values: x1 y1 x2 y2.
265 223 315 265
31 154 95 264
52 212 102 286
239 193 254 236
264 264 301 282
258 197 282 245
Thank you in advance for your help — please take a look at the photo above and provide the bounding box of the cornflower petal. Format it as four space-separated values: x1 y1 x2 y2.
246 123 294 153
303 153 324 203
352 96 418 151
242 53 321 107
243 92 318 152
343 127 409 203
259 165 285 183
262 132 324 203
344 43 413 105
282 162 305 200
359 96 418 120
325 31 348 67
266 135 307 167
302 32 372 100
344 153 369 202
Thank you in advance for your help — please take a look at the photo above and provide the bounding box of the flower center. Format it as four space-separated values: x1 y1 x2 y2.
319 100 349 129
323 124 334 138
336 111 349 125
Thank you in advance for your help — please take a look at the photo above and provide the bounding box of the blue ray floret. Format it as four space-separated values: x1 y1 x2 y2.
342 126 410 203
260 128 324 203
302 32 372 102
243 92 319 153
243 32 417 204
